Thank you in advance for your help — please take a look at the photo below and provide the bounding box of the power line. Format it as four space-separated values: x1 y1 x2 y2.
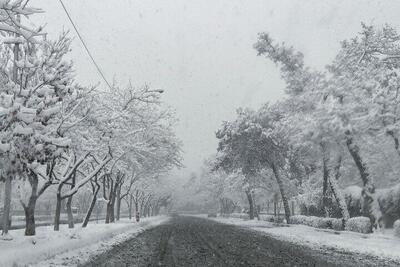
58 0 113 91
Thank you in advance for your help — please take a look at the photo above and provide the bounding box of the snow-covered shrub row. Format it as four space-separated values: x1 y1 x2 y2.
291 215 372 233
298 186 364 219
299 184 400 228
290 215 344 230
229 213 249 219
297 192 325 217
345 217 372 234
331 218 345 231
259 214 275 222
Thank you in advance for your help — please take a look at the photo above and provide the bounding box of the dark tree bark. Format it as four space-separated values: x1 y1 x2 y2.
116 186 121 221
82 179 100 228
23 200 36 236
245 189 255 220
66 173 76 229
54 193 62 231
105 173 123 223
322 152 330 217
345 133 382 227
135 201 139 222
104 176 113 224
2 175 12 235
129 194 133 220
22 172 40 236
271 163 291 224
320 145 349 222
66 196 74 229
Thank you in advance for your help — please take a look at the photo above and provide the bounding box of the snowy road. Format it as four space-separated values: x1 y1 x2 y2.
82 216 400 267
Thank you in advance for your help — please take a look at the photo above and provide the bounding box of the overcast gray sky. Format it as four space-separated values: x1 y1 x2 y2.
32 0 400 178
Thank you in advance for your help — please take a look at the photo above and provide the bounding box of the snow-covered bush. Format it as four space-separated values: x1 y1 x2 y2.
331 218 345 231
393 220 400 237
344 186 363 218
345 217 372 234
298 191 324 217
394 220 400 238
259 214 274 222
290 215 308 225
378 185 400 227
290 215 320 227
290 215 344 230
230 213 248 219
312 217 330 228
274 216 284 223
297 190 342 218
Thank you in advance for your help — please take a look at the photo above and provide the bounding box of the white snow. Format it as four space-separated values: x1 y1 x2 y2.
344 185 362 199
13 125 34 135
210 217 400 261
0 216 169 267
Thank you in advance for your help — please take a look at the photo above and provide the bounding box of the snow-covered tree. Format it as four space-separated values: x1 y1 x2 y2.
253 24 400 229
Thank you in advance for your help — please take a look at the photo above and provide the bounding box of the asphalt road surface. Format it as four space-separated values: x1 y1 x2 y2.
81 216 400 267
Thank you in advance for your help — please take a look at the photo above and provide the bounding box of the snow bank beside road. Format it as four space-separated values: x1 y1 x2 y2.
211 217 400 261
0 216 169 267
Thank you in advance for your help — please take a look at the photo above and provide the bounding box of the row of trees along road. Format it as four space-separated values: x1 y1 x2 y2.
0 1 181 236
199 23 400 230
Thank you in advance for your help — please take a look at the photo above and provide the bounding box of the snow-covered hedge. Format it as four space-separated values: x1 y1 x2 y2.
291 215 372 233
393 220 400 238
345 217 372 234
297 185 364 219
290 215 344 230
259 214 275 222
229 213 284 223
331 218 345 231
273 216 285 223
230 213 249 219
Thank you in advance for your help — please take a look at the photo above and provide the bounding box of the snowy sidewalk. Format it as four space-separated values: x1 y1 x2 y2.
210 216 400 261
0 216 169 267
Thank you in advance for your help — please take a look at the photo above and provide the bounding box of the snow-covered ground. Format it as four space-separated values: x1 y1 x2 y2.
0 216 169 267
210 216 400 261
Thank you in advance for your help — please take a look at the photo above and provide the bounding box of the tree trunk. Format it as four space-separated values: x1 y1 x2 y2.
105 201 112 224
271 163 291 224
108 178 121 223
330 154 349 222
23 173 39 236
328 175 350 221
67 172 76 229
66 195 74 229
128 195 132 220
251 191 260 220
82 183 100 228
322 152 330 217
2 176 12 235
110 202 115 222
245 189 255 220
135 201 140 222
109 191 116 223
54 193 62 231
116 187 121 221
23 201 36 236
346 133 382 228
